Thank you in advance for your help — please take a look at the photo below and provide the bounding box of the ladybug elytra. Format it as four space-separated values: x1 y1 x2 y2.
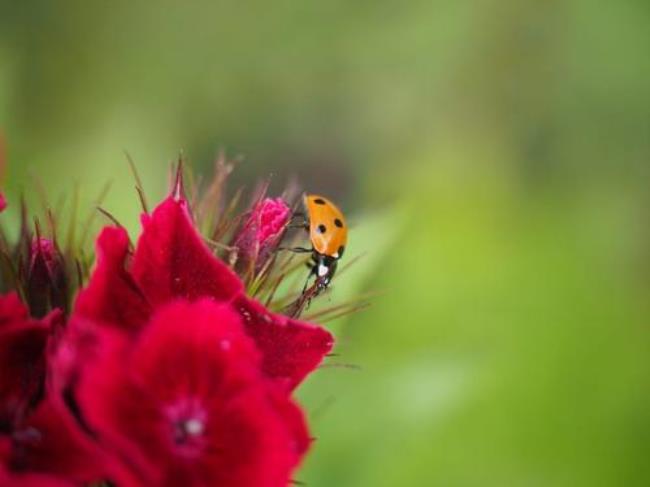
285 194 348 294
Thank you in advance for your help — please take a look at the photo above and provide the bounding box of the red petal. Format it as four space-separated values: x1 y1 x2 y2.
0 293 28 328
0 325 48 431
0 294 53 432
0 471 75 487
131 197 242 306
267 388 311 458
47 315 117 401
74 227 151 330
235 296 334 391
7 395 142 487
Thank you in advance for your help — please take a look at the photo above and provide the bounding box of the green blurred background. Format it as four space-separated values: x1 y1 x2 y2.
1 1 649 485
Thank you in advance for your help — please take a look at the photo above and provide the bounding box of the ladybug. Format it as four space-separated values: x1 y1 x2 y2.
286 194 348 293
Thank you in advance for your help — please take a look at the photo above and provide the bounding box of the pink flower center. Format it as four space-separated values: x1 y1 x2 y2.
164 398 208 457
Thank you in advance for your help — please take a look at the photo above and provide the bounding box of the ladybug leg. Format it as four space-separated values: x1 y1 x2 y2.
302 261 317 294
287 212 309 230
286 221 309 230
278 246 312 253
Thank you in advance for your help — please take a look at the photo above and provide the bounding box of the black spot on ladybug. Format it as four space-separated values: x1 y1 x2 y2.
334 218 343 228
338 245 345 257
313 198 326 205
317 224 327 234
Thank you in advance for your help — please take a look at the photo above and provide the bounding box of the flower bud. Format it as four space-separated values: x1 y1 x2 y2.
233 197 291 274
27 238 67 317
256 197 291 249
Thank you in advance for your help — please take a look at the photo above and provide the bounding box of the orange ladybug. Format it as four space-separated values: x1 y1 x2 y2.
286 194 348 293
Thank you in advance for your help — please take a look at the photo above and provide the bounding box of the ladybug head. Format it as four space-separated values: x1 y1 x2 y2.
315 255 338 289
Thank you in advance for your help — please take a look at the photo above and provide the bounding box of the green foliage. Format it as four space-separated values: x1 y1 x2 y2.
1 0 649 485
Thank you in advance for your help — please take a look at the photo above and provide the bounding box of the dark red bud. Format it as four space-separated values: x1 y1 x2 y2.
26 238 67 318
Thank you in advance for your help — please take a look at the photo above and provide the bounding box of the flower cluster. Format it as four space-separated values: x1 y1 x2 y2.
0 162 335 486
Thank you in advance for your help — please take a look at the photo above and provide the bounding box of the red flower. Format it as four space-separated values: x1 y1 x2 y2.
0 194 6 213
0 165 339 486
75 192 333 390
75 299 309 487
0 299 138 486
0 294 61 433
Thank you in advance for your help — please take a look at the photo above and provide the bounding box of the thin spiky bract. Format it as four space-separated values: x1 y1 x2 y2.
172 155 368 321
0 183 111 318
